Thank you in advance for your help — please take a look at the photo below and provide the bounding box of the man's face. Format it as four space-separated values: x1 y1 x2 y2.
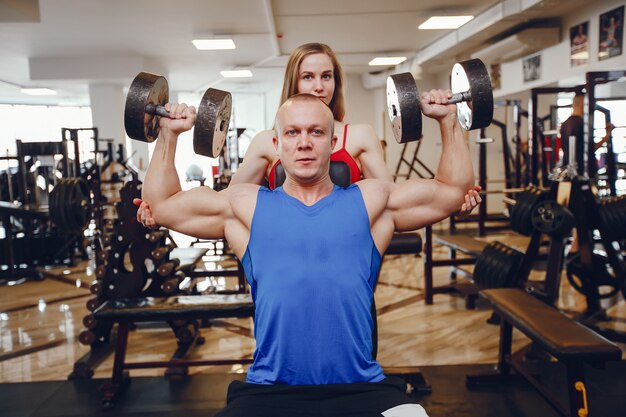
296 53 335 106
274 100 337 183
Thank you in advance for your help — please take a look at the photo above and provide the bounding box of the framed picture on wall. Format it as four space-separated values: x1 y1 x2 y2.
523 54 541 82
598 5 624 60
490 63 501 90
570 21 589 66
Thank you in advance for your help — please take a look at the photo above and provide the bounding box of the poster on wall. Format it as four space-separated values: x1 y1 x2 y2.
490 63 501 90
523 54 541 82
570 21 589 66
598 5 624 60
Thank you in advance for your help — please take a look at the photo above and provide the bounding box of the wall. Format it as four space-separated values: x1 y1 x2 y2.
496 0 626 98
344 1 626 217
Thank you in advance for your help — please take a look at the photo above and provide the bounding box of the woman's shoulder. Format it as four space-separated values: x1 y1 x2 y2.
247 129 277 155
345 122 377 137
344 122 379 147
251 129 276 142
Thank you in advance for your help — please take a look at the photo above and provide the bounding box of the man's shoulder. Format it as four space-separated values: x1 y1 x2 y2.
224 183 262 200
355 178 393 197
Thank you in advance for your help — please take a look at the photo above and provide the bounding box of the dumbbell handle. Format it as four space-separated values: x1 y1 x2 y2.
449 90 472 104
145 103 173 118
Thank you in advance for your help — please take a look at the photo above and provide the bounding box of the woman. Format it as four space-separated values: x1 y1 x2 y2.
136 43 480 227
230 43 392 188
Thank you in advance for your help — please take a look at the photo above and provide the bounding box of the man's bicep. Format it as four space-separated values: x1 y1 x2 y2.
152 187 231 238
389 180 463 231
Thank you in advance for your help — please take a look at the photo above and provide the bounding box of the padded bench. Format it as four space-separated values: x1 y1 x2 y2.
467 288 622 417
385 232 422 256
93 293 255 408
423 226 487 306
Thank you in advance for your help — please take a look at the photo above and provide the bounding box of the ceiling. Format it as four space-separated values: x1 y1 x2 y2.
0 0 589 106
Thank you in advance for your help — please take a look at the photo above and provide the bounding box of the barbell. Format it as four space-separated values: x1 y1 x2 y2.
386 58 494 143
124 72 232 158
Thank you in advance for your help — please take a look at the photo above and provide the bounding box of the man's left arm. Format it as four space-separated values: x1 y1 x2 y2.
386 89 475 231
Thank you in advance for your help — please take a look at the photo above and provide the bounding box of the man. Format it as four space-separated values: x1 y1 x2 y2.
559 93 615 175
142 92 474 417
559 93 585 174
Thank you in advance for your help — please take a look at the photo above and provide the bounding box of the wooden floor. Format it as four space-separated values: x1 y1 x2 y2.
1 225 625 384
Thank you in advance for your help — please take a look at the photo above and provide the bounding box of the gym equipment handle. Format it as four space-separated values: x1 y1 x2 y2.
145 103 172 118
449 90 471 104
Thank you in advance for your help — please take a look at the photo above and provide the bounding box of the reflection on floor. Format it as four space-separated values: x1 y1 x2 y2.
2 363 626 417
1 226 625 416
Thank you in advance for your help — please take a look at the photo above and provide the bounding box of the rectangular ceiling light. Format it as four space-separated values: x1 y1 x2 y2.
21 88 57 96
368 57 407 66
192 38 236 50
419 16 474 30
220 70 253 78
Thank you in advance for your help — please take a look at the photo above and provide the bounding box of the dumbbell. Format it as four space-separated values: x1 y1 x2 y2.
386 58 494 143
151 243 177 261
124 72 232 158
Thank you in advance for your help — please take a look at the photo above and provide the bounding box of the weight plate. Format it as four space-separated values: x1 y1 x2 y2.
451 59 493 131
386 73 422 143
488 242 509 289
124 72 169 143
194 88 232 158
531 200 574 238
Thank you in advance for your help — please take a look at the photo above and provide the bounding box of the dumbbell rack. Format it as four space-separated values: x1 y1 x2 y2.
70 180 198 378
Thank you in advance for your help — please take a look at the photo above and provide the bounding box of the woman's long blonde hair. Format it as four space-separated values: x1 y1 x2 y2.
279 43 345 122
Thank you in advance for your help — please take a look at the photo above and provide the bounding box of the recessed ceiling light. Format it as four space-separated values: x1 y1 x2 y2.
419 16 474 30
192 39 236 50
21 88 57 96
220 70 253 78
368 57 407 66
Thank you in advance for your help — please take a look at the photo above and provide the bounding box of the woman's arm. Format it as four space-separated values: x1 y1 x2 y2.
349 124 393 182
229 129 276 186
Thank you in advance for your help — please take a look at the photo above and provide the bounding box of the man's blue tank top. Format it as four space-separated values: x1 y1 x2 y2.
242 184 384 385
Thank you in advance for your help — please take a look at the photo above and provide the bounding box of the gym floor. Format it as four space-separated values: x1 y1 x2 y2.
1 224 626 416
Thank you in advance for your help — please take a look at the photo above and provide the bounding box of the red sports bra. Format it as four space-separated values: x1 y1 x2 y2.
267 125 361 189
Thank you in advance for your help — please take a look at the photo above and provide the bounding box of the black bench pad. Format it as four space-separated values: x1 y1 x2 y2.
94 294 254 322
434 234 487 257
385 232 422 255
482 289 621 363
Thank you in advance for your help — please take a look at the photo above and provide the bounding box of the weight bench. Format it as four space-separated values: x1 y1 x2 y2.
423 225 486 306
385 232 422 255
466 288 622 417
93 293 254 408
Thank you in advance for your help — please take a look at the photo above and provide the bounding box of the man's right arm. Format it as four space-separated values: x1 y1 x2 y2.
142 103 234 240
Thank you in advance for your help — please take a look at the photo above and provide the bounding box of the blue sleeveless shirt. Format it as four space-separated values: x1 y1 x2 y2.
242 184 384 385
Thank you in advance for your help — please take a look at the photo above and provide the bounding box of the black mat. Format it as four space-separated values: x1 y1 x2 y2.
2 363 625 417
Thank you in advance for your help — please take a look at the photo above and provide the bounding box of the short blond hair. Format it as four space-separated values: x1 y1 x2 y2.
274 94 335 141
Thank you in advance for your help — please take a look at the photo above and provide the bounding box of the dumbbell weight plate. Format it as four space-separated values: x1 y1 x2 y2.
124 72 169 143
193 88 232 158
386 73 422 143
451 59 493 131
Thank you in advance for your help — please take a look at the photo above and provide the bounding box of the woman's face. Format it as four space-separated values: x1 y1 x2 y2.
296 53 335 106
